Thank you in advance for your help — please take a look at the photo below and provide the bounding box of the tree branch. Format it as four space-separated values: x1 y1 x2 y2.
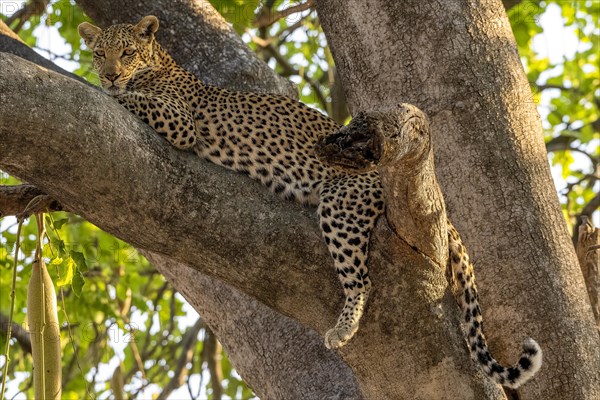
254 0 316 29
546 135 598 169
581 193 600 219
0 51 333 332
0 313 32 354
251 36 329 112
0 53 366 397
0 20 90 87
316 104 447 263
156 318 204 400
545 134 577 153
502 0 524 11
329 67 350 124
5 0 49 33
277 15 311 45
0 185 63 218
147 252 364 399
317 0 600 397
0 52 501 397
203 328 223 400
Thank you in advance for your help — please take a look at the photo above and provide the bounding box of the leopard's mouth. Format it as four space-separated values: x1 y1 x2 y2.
102 83 125 96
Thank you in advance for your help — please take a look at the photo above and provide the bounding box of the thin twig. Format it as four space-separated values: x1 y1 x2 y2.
250 35 329 111
156 319 204 400
0 219 23 400
254 0 315 28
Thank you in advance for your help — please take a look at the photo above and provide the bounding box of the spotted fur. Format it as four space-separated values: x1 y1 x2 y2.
79 16 542 387
447 223 542 388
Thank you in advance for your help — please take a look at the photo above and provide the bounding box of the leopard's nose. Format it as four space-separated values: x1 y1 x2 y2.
105 72 121 82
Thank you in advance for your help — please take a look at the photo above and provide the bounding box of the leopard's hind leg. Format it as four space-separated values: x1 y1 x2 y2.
318 171 384 349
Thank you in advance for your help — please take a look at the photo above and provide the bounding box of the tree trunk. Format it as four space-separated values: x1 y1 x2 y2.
317 0 600 398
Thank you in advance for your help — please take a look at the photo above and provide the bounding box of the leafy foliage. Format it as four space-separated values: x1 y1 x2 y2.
0 0 597 398
508 0 599 232
0 175 246 398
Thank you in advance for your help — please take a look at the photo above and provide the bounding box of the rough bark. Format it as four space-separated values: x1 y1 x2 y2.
3 0 596 397
576 217 600 331
317 0 600 398
0 52 505 398
374 108 447 264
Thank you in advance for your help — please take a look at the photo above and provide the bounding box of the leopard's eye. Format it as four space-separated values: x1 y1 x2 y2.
94 50 105 57
123 48 136 56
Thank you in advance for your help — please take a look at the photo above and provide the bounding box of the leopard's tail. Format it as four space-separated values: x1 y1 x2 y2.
447 222 542 388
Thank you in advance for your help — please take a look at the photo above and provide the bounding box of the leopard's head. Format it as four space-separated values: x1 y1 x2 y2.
78 16 160 95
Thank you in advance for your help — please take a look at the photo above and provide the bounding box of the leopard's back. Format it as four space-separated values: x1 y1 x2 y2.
189 81 345 204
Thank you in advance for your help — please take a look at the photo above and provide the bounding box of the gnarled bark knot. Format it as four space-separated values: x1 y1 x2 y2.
316 103 448 265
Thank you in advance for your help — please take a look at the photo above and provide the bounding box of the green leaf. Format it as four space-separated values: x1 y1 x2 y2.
547 112 562 125
72 270 86 297
53 217 69 230
53 239 67 257
70 250 88 272
57 256 75 287
50 257 64 265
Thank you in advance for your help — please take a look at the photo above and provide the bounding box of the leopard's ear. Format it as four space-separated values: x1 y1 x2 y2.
78 22 102 48
134 15 159 43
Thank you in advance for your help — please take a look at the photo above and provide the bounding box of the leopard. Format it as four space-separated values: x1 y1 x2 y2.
78 15 542 388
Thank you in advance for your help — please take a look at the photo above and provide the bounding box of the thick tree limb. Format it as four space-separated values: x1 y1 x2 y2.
148 252 364 399
0 20 89 86
373 106 447 264
0 53 503 398
0 52 331 326
0 51 346 392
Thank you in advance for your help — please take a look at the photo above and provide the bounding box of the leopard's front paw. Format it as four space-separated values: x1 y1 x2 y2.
324 323 359 349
